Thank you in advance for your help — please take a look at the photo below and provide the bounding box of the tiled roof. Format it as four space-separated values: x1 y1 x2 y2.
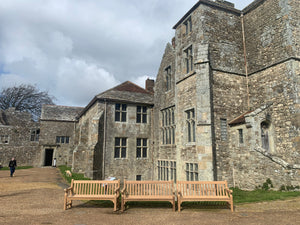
96 81 153 104
41 105 84 121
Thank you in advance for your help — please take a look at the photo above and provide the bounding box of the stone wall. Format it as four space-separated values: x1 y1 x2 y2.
0 108 40 167
72 101 104 179
104 101 153 181
153 43 177 177
39 120 76 167
212 71 248 183
244 0 299 73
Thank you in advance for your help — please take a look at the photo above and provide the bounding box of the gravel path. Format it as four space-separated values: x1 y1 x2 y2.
0 168 299 225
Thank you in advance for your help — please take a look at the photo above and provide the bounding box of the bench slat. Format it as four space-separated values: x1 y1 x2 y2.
177 181 233 212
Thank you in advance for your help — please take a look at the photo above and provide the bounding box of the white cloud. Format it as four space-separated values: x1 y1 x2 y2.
0 0 253 107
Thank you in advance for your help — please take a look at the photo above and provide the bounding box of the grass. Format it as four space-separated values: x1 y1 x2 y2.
58 165 90 184
0 166 33 170
231 187 300 204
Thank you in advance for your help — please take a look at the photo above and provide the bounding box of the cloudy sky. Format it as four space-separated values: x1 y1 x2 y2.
0 0 253 107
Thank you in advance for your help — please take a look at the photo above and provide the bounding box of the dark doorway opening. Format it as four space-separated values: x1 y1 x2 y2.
44 149 54 166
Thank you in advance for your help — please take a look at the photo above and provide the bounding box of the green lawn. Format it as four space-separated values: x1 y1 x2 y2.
232 187 300 204
58 165 90 183
0 166 33 170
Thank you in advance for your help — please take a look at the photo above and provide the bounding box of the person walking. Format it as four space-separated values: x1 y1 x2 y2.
9 157 17 177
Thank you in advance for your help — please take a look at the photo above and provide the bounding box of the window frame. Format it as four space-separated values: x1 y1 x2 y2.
186 108 195 143
185 162 198 181
136 106 147 123
184 45 193 73
183 16 192 34
136 138 148 158
165 66 172 91
114 137 127 159
157 160 176 182
115 103 127 122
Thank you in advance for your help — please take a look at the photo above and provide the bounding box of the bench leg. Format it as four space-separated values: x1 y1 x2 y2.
177 197 181 212
121 197 125 212
172 198 175 212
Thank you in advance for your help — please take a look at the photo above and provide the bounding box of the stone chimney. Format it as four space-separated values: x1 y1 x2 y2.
145 78 155 93
215 0 235 8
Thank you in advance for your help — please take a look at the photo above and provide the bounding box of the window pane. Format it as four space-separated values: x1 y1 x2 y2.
137 114 141 123
115 112 120 121
56 136 60 143
114 148 120 158
136 148 141 158
115 138 120 146
137 106 141 112
143 138 147 146
121 147 126 158
66 136 69 143
142 114 147 123
122 104 127 111
142 148 147 158
137 138 141 146
142 106 147 113
115 103 120 110
121 112 126 122
122 138 126 146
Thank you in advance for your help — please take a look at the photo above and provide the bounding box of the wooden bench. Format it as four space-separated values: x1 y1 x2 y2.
64 179 120 211
121 180 175 211
177 180 233 212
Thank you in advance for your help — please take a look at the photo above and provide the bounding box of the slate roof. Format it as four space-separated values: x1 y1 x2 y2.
41 105 84 121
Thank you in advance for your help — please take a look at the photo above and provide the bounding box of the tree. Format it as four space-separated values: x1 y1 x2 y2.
0 84 55 120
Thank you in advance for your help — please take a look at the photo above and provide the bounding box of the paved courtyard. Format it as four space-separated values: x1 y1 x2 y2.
0 167 299 225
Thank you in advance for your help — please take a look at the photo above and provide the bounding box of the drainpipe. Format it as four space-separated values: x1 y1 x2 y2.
241 13 250 110
102 100 107 179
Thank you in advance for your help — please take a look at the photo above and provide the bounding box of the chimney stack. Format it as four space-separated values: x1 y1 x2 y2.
145 78 155 93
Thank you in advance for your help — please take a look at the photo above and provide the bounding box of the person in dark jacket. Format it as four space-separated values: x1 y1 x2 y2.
9 157 17 177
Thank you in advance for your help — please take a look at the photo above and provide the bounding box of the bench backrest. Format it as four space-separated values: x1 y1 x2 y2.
177 181 229 197
71 179 120 196
123 180 174 197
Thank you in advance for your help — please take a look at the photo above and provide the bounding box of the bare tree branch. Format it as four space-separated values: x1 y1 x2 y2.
0 84 56 120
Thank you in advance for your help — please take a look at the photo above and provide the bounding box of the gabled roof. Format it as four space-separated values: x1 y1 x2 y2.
96 81 153 103
110 81 151 94
77 81 154 119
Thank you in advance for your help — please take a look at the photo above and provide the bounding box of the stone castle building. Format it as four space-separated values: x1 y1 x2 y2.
0 0 299 189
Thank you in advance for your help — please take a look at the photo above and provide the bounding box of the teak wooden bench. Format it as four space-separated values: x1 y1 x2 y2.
121 180 175 211
177 180 233 212
64 179 120 211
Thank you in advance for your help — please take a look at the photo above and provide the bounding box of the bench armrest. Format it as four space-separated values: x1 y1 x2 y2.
64 187 73 196
225 188 233 196
114 187 120 194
